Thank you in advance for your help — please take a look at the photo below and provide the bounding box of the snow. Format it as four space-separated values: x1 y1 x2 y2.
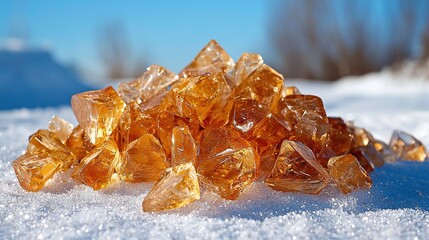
1 70 429 239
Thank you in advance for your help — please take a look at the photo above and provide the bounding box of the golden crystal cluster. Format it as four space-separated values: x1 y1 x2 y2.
13 40 428 212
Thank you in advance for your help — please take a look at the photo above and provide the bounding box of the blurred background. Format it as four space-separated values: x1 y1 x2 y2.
1 0 429 109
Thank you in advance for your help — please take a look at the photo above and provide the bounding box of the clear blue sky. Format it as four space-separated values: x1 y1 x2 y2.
0 0 273 79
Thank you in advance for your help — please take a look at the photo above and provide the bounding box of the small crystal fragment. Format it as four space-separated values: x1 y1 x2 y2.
171 125 197 166
65 125 93 161
72 140 120 190
27 129 76 170
327 154 372 194
48 116 73 144
197 128 257 200
350 146 383 172
118 65 178 109
180 40 234 78
71 86 126 145
227 53 263 87
119 134 167 182
389 130 427 161
266 140 330 194
143 163 200 212
373 139 397 163
281 86 301 97
12 153 60 192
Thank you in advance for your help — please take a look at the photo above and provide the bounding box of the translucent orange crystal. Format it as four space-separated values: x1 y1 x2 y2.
389 130 427 161
197 128 257 200
118 65 178 109
48 115 73 144
71 86 126 145
72 140 120 190
171 125 197 166
227 53 263 87
118 134 167 182
266 140 330 194
13 153 60 192
327 154 372 194
180 40 234 78
27 129 76 170
65 124 93 161
143 162 200 212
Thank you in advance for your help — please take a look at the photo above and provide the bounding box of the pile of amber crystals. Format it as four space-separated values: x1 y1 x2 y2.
13 40 428 212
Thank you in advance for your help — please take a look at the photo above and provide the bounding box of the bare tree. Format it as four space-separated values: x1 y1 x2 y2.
97 23 130 80
270 0 429 81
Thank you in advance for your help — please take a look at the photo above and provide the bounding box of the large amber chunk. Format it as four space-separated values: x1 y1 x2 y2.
72 140 120 190
171 126 197 166
119 134 167 182
71 86 126 145
266 140 330 194
118 65 178 109
27 129 76 170
162 73 233 128
143 163 200 212
234 64 284 109
389 130 427 161
227 53 263 87
180 40 234 78
197 128 257 200
12 153 60 192
48 115 73 144
327 154 372 194
273 95 330 158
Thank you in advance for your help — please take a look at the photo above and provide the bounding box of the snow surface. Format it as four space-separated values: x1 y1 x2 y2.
0 70 429 239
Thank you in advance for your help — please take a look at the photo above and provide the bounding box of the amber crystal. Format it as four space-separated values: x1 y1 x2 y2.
65 125 93 161
180 40 234 78
373 139 397 163
227 53 263 87
327 154 372 194
350 146 382 172
48 115 73 144
234 64 284 109
281 86 301 97
266 140 330 194
118 65 178 109
231 99 268 134
72 140 120 190
71 86 126 145
27 129 76 170
197 128 257 200
13 153 60 192
273 95 330 158
143 163 200 212
162 72 233 128
114 103 158 151
119 134 167 182
319 117 354 167
171 125 197 166
389 130 427 161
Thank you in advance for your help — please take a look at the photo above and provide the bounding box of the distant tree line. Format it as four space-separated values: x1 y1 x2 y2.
270 0 429 80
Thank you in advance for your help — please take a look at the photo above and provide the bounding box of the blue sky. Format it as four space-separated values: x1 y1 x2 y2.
0 0 273 79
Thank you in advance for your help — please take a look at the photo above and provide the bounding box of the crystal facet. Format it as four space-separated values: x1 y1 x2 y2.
13 153 60 192
327 154 372 194
48 115 73 144
266 140 330 194
389 130 427 161
71 86 126 145
72 140 120 190
142 163 200 212
227 53 263 87
171 125 197 166
197 128 257 200
119 134 167 182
